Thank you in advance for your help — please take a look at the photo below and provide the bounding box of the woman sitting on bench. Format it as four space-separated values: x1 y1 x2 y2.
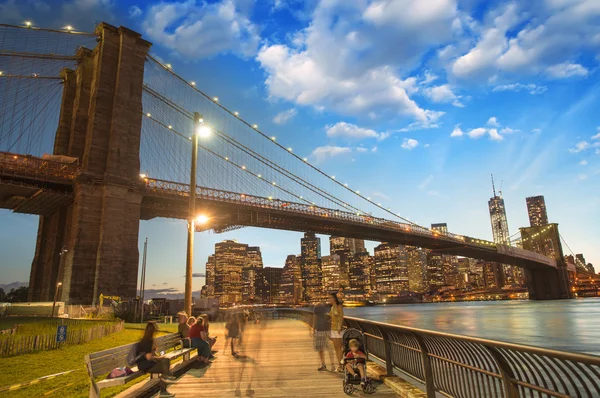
135 322 177 397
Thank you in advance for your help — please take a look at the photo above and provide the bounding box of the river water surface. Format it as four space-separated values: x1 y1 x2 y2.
345 298 600 355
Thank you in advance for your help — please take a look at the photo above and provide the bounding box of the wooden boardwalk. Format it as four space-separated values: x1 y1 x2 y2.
166 319 397 397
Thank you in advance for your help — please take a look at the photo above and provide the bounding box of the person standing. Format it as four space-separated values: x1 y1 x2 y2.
313 302 331 371
226 311 241 357
329 292 345 372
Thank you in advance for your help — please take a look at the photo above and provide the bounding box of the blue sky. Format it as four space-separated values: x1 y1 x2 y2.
1 0 599 297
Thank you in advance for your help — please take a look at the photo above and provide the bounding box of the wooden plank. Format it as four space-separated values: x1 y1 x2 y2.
168 319 398 398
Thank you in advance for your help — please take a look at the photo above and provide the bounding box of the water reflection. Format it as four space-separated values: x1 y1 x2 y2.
346 298 600 355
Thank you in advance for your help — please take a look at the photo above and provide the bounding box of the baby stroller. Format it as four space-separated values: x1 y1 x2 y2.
342 329 376 395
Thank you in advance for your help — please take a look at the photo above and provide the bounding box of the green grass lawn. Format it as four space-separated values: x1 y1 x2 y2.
0 323 172 398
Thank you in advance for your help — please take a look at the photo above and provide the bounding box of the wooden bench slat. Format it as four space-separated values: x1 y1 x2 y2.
96 371 145 387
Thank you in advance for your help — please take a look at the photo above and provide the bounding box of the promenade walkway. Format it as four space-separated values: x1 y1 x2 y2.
168 319 397 397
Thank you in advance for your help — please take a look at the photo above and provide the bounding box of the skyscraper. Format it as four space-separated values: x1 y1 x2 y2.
262 267 283 304
243 246 263 303
321 254 343 293
526 195 549 227
279 255 302 304
330 236 366 255
426 251 445 291
488 177 510 286
205 255 215 297
214 240 248 304
348 251 373 294
374 243 409 293
301 232 322 302
431 223 448 234
406 246 427 293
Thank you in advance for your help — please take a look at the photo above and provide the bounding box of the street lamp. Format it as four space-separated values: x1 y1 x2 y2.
184 113 211 316
52 282 62 317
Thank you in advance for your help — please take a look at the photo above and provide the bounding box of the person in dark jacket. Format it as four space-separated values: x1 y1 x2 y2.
135 322 176 397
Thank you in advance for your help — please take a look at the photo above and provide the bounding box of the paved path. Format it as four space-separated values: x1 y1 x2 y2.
167 319 397 397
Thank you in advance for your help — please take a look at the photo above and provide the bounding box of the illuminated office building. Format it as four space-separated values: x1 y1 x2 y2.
374 243 409 293
279 255 302 304
322 254 343 293
262 267 283 304
330 236 366 255
301 232 322 302
214 240 247 305
205 255 215 297
526 196 549 227
488 183 511 286
406 246 427 293
426 251 445 291
243 246 263 303
349 251 373 294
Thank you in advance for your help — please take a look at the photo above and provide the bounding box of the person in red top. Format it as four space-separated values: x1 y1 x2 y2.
188 317 212 364
345 339 367 385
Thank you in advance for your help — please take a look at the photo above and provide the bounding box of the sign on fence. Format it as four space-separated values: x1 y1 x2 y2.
56 325 67 343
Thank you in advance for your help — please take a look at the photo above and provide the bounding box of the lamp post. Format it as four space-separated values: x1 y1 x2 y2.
185 113 210 316
52 282 62 317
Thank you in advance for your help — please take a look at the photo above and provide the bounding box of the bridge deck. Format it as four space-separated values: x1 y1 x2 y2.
168 319 396 397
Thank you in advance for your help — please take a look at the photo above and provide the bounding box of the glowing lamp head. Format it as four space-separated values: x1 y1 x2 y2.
65 25 73 31
213 96 219 102
234 111 239 116
196 215 209 224
196 125 211 138
190 81 196 86
25 21 32 27
165 63 172 69
139 173 147 178
253 124 258 129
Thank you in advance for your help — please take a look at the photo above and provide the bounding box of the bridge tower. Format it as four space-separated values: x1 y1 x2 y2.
28 24 151 304
520 223 574 300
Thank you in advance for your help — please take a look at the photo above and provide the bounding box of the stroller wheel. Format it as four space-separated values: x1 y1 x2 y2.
343 382 355 395
363 383 376 394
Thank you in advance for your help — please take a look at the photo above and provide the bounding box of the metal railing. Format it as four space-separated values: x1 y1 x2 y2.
0 151 78 183
266 308 600 398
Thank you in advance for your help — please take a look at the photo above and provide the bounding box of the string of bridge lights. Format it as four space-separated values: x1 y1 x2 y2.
147 55 421 227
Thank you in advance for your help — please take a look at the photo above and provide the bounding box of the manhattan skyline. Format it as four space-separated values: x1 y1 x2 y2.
0 0 599 297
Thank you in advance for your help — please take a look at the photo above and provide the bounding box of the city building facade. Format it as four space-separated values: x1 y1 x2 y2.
213 240 248 305
374 243 409 293
406 246 427 293
526 195 549 227
301 232 322 302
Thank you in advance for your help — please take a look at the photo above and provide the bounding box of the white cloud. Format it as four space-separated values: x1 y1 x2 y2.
450 125 464 137
423 84 464 107
487 116 500 127
449 1 600 82
569 141 593 153
492 83 547 95
467 127 488 138
531 128 542 134
273 108 297 125
500 127 518 134
143 0 260 59
579 160 588 166
420 71 439 85
418 175 434 189
591 129 600 141
326 122 384 141
311 146 352 163
578 174 588 181
488 128 503 141
129 5 142 18
569 130 600 153
401 138 419 150
256 0 456 120
546 62 588 79
355 147 368 153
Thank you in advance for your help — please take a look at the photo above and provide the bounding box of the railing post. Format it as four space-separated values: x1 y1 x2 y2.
484 345 519 398
412 333 436 398
380 327 394 377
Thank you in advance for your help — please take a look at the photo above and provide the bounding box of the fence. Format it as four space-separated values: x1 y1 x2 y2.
267 308 600 398
0 320 124 357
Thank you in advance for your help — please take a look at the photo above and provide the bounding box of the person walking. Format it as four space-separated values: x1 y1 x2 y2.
313 302 331 371
226 311 241 357
133 322 176 397
329 292 345 372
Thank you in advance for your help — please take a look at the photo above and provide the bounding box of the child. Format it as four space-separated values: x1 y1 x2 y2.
345 339 367 385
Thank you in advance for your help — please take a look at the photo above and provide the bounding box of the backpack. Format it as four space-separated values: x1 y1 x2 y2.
126 343 141 367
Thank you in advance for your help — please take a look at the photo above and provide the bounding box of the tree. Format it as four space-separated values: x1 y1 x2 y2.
6 286 28 303
0 288 5 302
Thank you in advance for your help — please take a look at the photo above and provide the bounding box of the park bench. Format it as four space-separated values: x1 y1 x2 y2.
84 332 195 398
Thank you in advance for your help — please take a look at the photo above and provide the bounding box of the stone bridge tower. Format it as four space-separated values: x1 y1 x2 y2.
28 24 151 305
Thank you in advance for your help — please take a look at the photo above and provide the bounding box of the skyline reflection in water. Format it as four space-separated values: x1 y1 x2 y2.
345 298 600 355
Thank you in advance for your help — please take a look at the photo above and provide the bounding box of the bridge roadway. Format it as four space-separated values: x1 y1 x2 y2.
0 151 556 271
164 319 396 398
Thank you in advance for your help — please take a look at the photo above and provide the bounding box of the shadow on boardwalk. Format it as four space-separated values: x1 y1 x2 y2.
167 319 396 397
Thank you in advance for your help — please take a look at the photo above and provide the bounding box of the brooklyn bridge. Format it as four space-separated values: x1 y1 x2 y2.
0 23 574 305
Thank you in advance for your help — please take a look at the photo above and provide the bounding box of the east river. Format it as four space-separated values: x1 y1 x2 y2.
345 298 600 355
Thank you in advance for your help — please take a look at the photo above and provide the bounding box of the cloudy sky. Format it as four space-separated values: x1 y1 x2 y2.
1 0 599 297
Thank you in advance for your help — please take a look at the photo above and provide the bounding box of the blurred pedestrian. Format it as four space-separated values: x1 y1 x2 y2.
313 302 331 371
226 311 241 357
329 292 344 371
